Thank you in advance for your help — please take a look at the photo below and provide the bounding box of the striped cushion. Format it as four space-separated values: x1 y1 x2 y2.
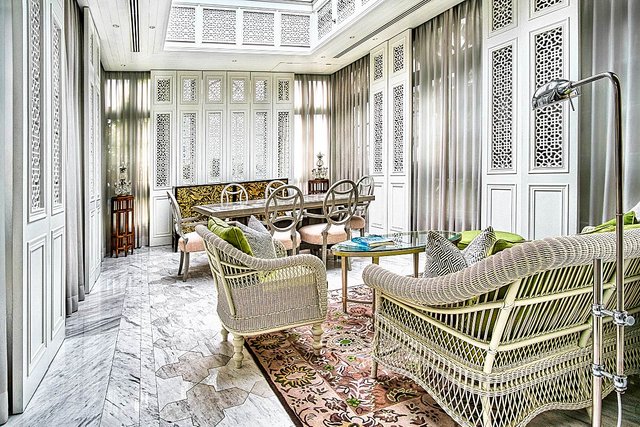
423 227 496 278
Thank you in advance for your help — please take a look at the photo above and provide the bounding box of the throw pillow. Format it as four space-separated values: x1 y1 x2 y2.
207 217 253 255
423 227 496 278
236 221 277 260
458 229 525 254
248 215 270 233
580 211 637 234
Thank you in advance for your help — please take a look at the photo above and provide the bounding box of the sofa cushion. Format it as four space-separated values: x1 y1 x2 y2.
581 211 637 234
236 221 277 260
458 229 525 254
423 227 496 278
248 215 270 233
207 217 253 256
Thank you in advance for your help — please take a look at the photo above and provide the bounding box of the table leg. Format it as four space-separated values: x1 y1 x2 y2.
413 252 419 278
342 256 348 313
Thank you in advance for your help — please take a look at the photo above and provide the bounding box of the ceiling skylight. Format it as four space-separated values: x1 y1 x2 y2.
165 0 379 52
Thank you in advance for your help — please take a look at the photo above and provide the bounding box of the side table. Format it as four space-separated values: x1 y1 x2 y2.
111 195 135 257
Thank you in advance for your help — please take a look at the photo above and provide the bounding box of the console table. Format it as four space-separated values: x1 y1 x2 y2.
111 195 135 257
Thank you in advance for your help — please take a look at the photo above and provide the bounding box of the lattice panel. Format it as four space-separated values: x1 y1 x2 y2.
182 78 197 103
29 0 44 215
491 45 514 170
180 113 197 183
243 11 274 45
155 113 171 188
373 91 384 174
392 85 405 174
254 112 269 179
206 112 222 182
277 79 290 102
231 111 247 181
277 111 291 177
207 78 222 103
373 53 384 81
492 0 514 32
202 8 236 44
231 79 247 103
533 26 564 169
281 14 310 47
254 79 268 103
156 78 171 103
167 6 196 42
317 1 333 39
392 44 405 73
52 22 62 207
337 0 356 23
534 0 564 13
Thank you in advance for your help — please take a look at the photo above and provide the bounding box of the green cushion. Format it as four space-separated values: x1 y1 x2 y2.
582 211 637 234
207 217 253 256
458 230 525 254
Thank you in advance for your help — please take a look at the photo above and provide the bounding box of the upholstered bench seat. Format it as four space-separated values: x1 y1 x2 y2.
178 232 205 252
273 230 301 250
299 223 347 245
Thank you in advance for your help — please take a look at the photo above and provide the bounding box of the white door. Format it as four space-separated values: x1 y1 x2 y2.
11 0 66 411
83 9 102 291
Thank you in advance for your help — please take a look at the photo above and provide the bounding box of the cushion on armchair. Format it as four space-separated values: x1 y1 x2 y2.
423 227 496 278
208 217 253 256
236 217 277 260
581 211 637 234
458 229 525 254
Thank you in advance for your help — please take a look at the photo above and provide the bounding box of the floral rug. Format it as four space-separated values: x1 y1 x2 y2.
245 286 455 427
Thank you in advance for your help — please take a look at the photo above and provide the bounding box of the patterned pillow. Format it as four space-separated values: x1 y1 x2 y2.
422 227 496 278
236 220 277 260
248 215 269 233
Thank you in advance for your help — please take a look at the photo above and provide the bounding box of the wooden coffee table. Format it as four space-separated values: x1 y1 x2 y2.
331 231 461 313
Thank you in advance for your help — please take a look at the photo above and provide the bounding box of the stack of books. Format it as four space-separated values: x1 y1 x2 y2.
345 235 395 250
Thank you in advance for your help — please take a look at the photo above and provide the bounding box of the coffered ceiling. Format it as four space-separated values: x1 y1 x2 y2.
77 0 462 73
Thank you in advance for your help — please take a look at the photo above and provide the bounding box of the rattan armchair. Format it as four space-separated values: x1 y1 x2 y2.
363 229 640 427
196 224 328 368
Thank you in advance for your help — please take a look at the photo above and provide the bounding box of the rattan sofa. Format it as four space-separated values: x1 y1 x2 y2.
363 229 640 427
196 224 328 368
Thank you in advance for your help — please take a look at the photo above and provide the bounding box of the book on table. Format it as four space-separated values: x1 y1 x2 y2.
351 235 395 249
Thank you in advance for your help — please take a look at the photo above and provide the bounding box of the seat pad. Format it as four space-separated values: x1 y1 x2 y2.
350 215 366 230
178 231 205 252
299 223 348 245
273 230 302 250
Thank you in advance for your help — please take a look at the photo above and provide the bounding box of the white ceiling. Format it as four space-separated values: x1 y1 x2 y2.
78 0 462 73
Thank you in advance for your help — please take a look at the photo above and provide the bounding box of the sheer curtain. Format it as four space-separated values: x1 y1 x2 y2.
104 72 151 248
293 75 331 189
330 56 369 182
580 1 640 228
64 0 85 314
412 0 482 231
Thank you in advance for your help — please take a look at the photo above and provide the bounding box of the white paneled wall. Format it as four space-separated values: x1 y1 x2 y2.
11 0 66 411
83 8 102 292
368 30 412 235
149 70 294 246
481 0 579 239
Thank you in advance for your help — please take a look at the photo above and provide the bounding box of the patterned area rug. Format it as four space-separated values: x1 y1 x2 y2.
245 286 455 427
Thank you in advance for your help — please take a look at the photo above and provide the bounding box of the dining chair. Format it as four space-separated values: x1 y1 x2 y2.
167 191 206 281
265 184 304 254
299 179 359 265
264 179 286 199
220 183 248 203
351 175 375 237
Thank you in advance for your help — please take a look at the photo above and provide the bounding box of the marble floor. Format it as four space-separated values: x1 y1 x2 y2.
4 246 638 426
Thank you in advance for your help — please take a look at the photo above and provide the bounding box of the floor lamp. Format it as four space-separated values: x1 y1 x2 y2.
531 72 635 427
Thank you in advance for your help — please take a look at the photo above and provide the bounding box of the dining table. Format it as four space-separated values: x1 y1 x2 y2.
192 192 375 218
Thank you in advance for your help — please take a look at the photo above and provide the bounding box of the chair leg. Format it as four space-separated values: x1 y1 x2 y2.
321 243 327 266
370 360 378 379
182 252 190 282
232 334 245 368
220 327 229 342
178 251 185 275
312 323 323 356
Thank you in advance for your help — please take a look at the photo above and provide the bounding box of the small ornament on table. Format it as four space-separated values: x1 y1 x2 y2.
312 152 328 179
114 162 132 196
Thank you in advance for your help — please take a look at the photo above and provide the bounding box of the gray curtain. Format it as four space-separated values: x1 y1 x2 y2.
329 56 370 182
64 0 85 314
293 75 331 189
580 0 640 228
0 0 11 423
412 0 482 231
104 72 151 248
